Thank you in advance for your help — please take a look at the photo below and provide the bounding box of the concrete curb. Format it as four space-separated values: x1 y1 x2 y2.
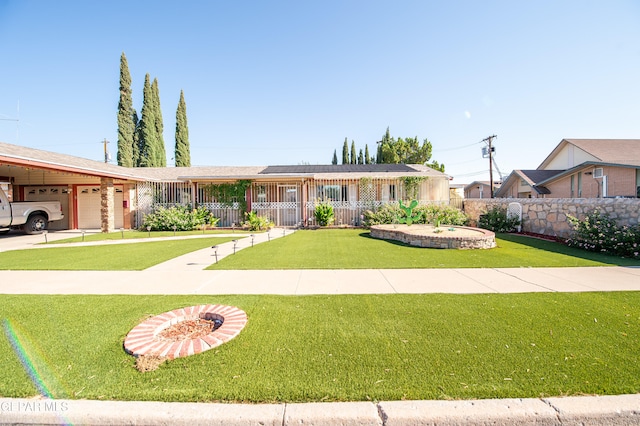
1 395 639 425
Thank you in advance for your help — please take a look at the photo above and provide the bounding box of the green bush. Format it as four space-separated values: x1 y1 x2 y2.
477 206 520 233
314 202 335 226
415 204 469 226
243 211 274 231
567 209 640 259
363 203 469 227
142 205 218 231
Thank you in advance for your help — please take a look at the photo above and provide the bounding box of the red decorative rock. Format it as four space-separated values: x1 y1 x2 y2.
124 305 248 360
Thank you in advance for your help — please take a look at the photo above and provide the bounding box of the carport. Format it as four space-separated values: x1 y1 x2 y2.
0 142 150 232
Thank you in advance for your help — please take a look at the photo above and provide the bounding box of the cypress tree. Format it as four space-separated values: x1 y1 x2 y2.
174 90 191 167
342 138 349 164
116 52 134 167
138 74 157 167
151 78 166 167
365 144 371 164
332 150 338 165
350 140 357 165
358 149 364 164
132 109 140 166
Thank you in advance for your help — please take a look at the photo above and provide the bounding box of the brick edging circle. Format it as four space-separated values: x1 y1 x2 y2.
124 305 247 360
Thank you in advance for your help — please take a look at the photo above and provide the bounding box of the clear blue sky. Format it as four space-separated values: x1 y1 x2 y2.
1 1 639 184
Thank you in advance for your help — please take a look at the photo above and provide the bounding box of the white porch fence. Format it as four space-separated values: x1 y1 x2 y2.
135 177 452 228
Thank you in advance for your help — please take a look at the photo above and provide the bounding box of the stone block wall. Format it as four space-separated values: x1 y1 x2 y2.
463 198 640 239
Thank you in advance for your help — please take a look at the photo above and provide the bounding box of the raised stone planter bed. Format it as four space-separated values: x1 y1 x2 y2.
370 224 496 249
124 304 247 360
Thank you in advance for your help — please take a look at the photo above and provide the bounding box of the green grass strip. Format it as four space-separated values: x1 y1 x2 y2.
1 293 639 402
0 237 239 270
207 229 640 269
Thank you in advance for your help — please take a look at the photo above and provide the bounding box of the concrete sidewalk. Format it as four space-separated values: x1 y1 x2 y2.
1 228 639 295
1 229 640 425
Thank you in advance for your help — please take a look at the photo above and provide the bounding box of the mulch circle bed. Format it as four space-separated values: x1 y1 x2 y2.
124 304 248 363
156 318 221 342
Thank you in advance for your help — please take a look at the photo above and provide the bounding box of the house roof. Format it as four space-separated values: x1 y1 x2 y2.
463 181 501 190
518 169 564 186
0 141 153 181
538 139 640 169
494 169 563 197
173 164 447 181
260 164 418 174
133 166 267 181
0 141 448 182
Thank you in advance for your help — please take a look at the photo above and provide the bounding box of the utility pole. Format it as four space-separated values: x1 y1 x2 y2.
101 138 110 163
481 135 497 198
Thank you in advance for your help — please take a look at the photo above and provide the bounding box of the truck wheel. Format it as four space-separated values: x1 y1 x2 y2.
25 215 47 235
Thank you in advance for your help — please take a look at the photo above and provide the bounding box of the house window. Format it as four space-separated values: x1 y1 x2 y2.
570 175 574 198
317 185 348 201
257 185 267 202
389 184 397 201
577 172 582 197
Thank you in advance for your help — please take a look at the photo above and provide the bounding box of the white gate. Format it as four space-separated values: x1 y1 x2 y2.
507 202 523 232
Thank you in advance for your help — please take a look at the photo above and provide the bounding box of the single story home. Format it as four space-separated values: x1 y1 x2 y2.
463 181 501 199
0 141 451 231
496 139 640 199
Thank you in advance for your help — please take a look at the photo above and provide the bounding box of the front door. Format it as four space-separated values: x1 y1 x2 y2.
277 185 299 226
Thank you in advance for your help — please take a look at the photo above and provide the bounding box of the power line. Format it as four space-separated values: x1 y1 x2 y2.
433 140 483 152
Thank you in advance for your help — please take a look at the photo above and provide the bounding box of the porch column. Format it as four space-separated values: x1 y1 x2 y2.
100 178 115 233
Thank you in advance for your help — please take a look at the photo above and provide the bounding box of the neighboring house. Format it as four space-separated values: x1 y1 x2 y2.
0 141 451 231
494 170 562 198
464 181 501 199
496 139 640 198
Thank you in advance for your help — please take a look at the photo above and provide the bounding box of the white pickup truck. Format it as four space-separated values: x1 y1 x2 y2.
0 187 64 234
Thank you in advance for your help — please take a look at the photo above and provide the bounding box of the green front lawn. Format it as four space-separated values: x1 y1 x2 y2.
1 293 639 402
49 229 251 244
2 229 638 271
0 237 239 270
207 229 640 269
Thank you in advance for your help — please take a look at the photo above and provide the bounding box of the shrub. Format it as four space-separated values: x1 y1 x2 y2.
142 205 218 231
314 202 335 227
363 204 402 226
567 209 640 259
477 206 520 233
415 204 469 227
243 211 274 231
363 203 469 227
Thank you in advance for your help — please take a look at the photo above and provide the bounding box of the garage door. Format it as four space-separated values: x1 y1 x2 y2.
77 186 124 229
24 186 70 230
